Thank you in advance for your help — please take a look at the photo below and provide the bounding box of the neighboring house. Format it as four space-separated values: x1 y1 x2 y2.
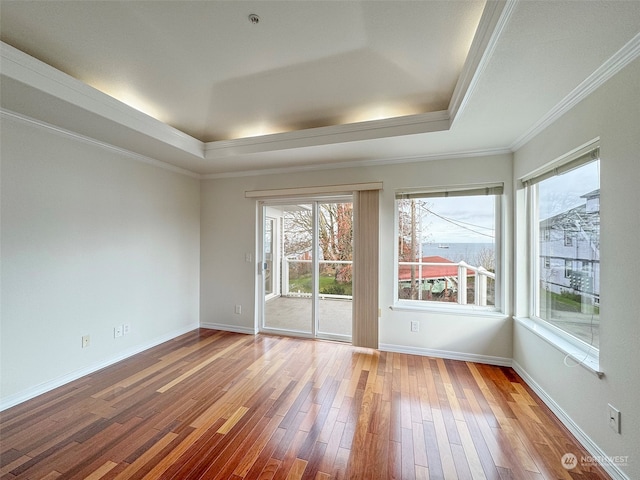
539 189 600 304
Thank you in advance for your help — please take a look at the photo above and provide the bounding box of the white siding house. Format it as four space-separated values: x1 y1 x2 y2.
539 189 600 304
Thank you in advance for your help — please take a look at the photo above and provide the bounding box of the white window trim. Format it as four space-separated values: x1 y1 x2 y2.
522 144 601 376
515 316 601 377
393 185 504 313
391 302 504 317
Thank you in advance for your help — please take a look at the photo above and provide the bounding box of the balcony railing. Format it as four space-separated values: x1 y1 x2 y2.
398 260 495 306
283 258 353 300
281 258 495 306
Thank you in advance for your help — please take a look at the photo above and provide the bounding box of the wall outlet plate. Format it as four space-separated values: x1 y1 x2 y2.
608 404 621 434
411 320 420 332
82 335 90 348
123 324 130 335
114 326 123 338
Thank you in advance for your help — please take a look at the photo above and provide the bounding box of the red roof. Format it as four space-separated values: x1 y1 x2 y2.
398 256 474 281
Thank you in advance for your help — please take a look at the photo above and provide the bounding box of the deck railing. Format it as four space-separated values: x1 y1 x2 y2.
282 257 494 306
398 260 495 306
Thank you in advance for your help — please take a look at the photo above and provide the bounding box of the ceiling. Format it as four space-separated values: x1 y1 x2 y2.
1 1 639 176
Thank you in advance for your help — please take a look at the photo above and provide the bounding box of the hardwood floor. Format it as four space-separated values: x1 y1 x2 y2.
0 329 608 479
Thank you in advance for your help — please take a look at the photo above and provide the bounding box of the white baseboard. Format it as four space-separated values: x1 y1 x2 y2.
512 360 629 480
0 324 197 412
378 343 512 366
200 322 258 335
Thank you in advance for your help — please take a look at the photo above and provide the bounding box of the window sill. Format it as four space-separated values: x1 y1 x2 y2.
391 302 507 318
514 316 602 378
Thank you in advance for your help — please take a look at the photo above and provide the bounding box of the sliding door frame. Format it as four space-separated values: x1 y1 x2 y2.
258 195 353 341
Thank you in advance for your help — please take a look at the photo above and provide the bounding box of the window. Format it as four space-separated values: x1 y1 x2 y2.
525 147 600 349
395 184 502 309
564 230 574 246
564 259 573 278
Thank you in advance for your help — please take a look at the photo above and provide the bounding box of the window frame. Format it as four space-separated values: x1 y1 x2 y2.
393 183 504 314
564 230 574 247
564 259 573 278
524 144 601 363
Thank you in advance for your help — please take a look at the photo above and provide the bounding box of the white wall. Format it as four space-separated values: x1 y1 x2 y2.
200 153 513 362
0 116 201 408
513 58 640 479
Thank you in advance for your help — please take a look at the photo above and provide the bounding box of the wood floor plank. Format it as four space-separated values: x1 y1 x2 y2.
432 408 458 478
455 418 487 480
85 460 118 480
285 457 308 480
412 421 429 468
273 430 310 480
332 447 350 480
0 454 31 477
233 414 283 478
0 329 611 480
458 395 502 480
423 419 445 479
244 426 287 480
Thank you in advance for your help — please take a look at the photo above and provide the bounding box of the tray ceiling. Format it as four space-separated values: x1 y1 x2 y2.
1 1 639 175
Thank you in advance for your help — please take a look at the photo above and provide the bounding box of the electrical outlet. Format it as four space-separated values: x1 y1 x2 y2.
82 335 90 348
608 404 621 434
123 324 130 335
114 326 123 338
411 320 420 332
235 305 242 314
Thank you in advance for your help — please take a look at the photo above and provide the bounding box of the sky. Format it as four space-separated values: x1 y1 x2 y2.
538 160 600 220
417 195 495 244
410 160 600 244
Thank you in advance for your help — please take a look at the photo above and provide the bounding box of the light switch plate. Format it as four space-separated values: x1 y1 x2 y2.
608 404 621 434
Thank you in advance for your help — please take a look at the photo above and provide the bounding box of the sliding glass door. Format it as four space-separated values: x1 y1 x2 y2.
260 198 352 341
317 201 353 338
263 203 314 334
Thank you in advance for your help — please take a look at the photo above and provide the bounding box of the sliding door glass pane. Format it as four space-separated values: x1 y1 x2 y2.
264 203 313 334
317 201 353 338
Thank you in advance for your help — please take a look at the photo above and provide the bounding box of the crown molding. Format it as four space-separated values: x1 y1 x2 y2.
203 110 450 158
449 0 518 125
510 31 640 151
0 41 204 158
1 109 202 179
201 147 512 180
5 106 507 182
